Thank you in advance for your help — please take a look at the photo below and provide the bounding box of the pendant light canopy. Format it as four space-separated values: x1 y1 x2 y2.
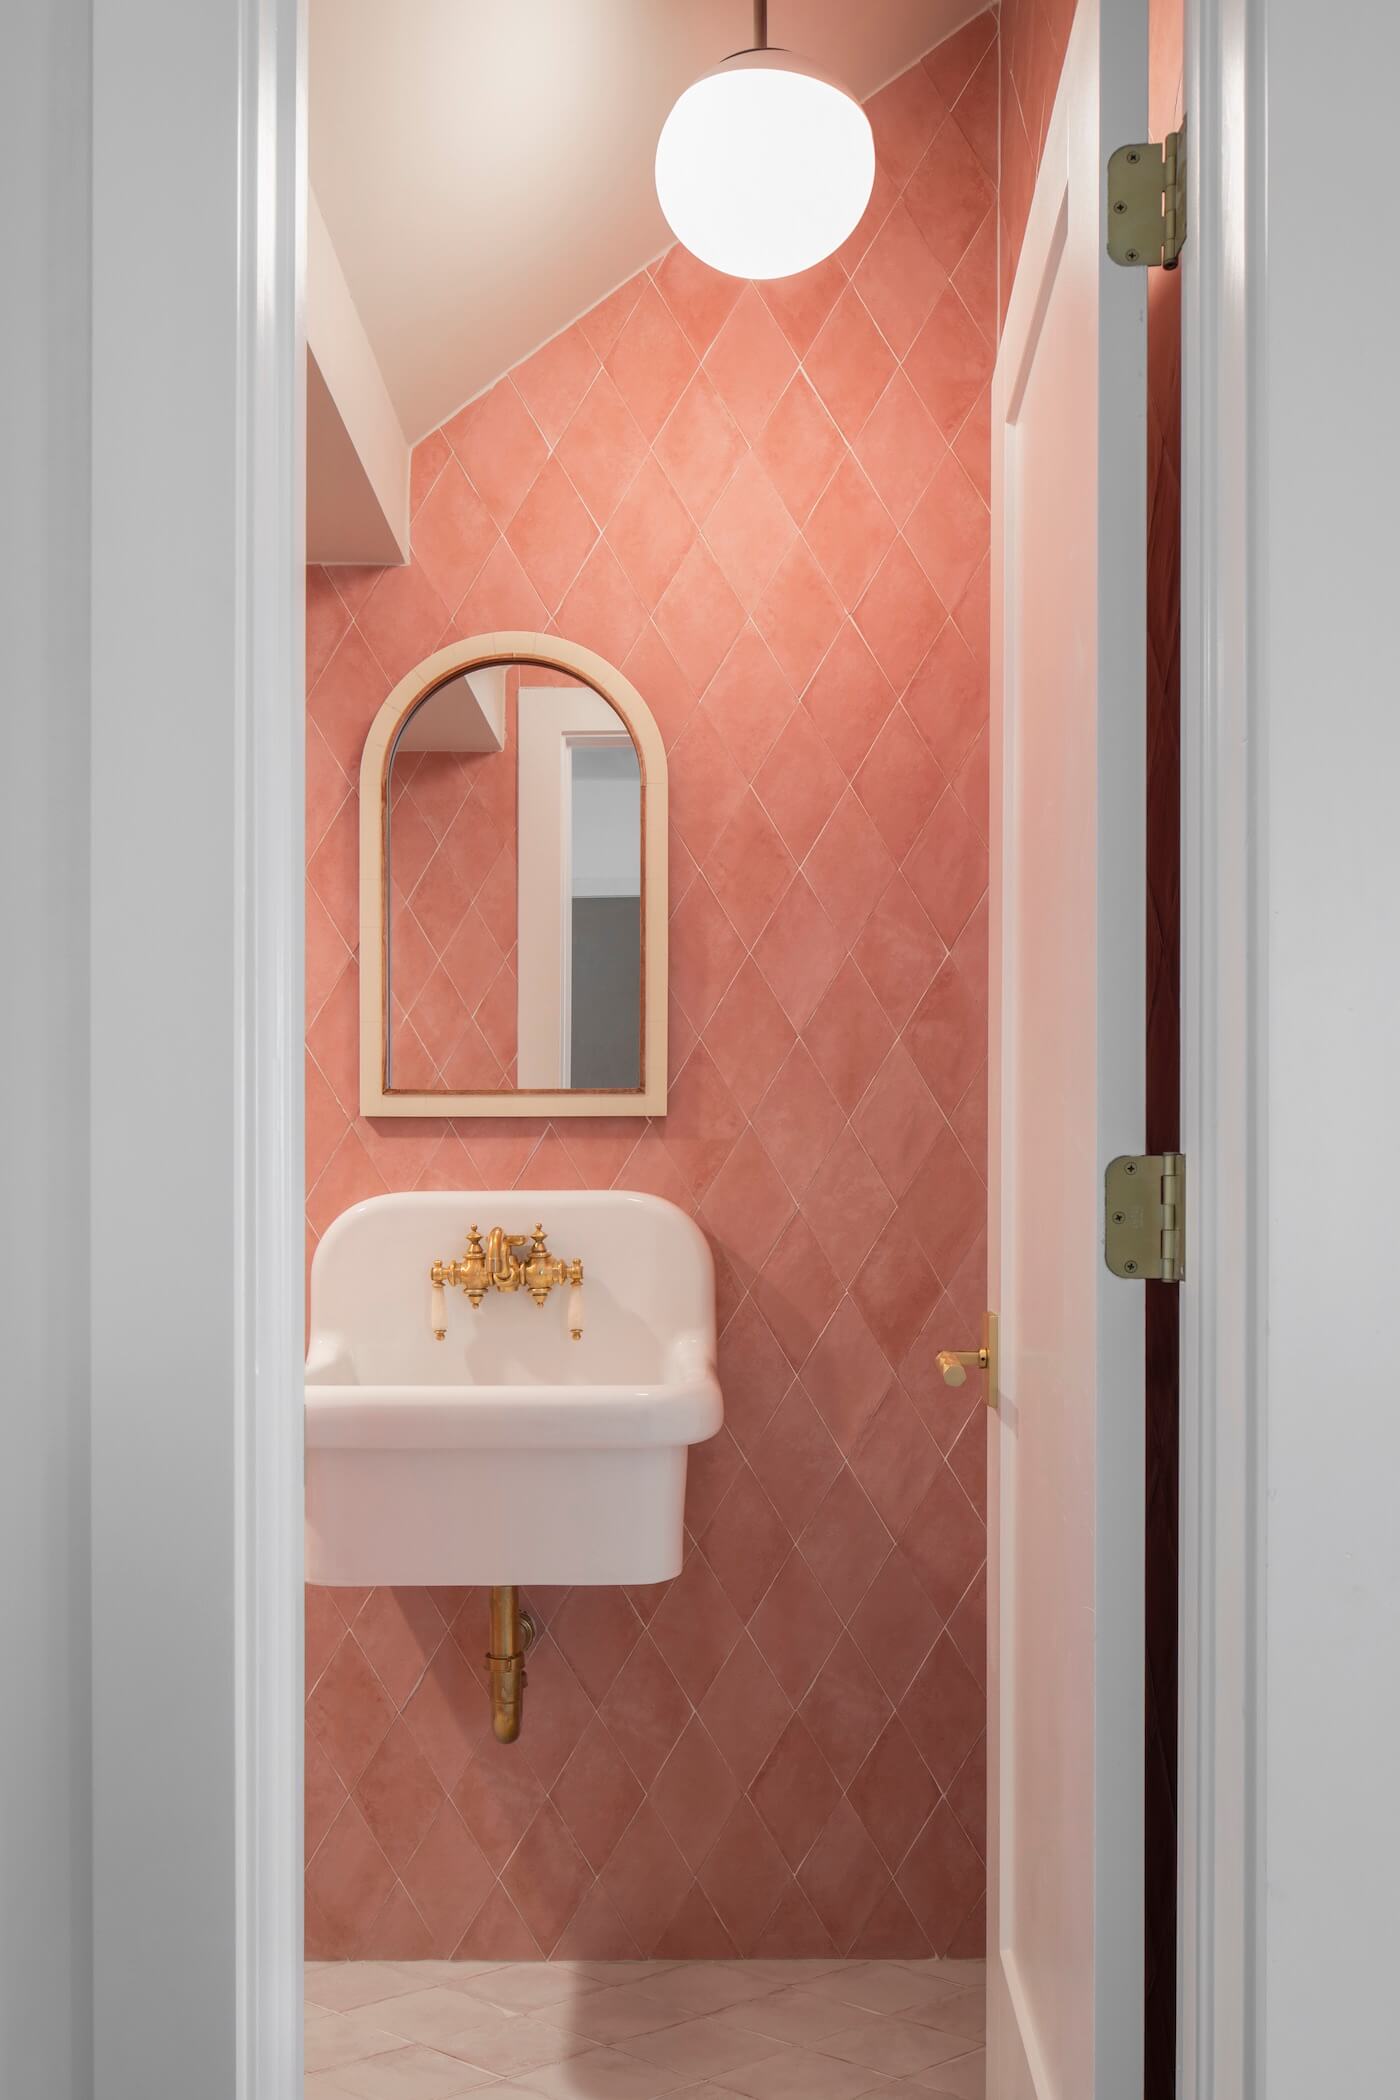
655 2 875 281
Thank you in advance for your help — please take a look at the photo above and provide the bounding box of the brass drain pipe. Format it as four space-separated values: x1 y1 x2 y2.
486 1586 535 1743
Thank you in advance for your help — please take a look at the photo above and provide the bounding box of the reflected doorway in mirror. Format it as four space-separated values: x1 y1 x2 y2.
359 631 668 1117
514 676 641 1092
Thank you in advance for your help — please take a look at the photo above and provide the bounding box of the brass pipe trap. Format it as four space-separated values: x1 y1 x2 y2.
486 1585 536 1744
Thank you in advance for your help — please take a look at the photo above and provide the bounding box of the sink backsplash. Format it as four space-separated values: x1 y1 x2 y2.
304 16 994 1966
308 1189 713 1388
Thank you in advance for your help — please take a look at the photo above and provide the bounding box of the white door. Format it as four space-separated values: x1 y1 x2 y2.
987 0 1148 2093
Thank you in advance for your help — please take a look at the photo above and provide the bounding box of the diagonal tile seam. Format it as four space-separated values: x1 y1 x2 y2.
453 195 997 612
311 1561 979 1958
313 1321 972 1668
623 1538 957 1888
669 883 983 1215
308 554 986 1071
330 18 996 547
305 1008 972 1311
309 608 989 1091
303 192 997 709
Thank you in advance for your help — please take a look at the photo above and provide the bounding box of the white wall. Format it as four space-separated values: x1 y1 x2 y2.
0 3 94 2094
1250 0 1400 2086
571 751 641 900
307 187 410 564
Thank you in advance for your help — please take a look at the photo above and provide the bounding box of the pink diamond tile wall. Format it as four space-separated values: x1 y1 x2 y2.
998 0 1078 318
305 14 996 1965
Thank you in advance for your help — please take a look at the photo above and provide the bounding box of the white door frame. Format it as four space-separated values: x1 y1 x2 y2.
88 0 304 2094
76 0 1399 2094
1178 0 1400 2092
1175 0 1253 2090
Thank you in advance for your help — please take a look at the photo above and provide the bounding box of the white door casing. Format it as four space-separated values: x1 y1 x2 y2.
988 0 1148 2093
88 1 304 2094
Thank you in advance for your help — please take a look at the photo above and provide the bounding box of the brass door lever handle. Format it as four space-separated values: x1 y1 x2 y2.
935 1312 998 1406
936 1347 988 1387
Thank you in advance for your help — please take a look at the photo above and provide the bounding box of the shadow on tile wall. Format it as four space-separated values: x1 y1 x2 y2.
997 0 1078 320
304 11 997 1962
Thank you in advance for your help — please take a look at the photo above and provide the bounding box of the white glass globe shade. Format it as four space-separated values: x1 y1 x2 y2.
655 49 875 281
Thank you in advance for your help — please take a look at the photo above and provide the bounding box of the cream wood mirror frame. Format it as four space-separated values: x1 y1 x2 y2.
359 631 667 1118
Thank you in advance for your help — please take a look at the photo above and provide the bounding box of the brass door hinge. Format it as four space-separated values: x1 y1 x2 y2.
1105 1153 1185 1281
1107 120 1186 268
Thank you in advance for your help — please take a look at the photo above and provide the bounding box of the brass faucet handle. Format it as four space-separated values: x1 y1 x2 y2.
518 1228 586 1312
523 1227 561 1306
428 1256 455 1340
459 1225 491 1306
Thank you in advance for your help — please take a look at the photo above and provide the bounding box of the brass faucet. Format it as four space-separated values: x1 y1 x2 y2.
430 1223 584 1338
485 1225 529 1293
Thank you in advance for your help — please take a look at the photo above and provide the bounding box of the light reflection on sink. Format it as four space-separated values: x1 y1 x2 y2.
305 1189 721 1586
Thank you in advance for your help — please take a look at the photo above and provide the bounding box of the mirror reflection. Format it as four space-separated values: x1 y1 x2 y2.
385 662 643 1094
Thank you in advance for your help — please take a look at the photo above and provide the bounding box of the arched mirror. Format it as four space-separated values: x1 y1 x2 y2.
359 632 667 1117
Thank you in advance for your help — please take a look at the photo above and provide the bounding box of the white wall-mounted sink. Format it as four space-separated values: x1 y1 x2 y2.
305 1189 721 1586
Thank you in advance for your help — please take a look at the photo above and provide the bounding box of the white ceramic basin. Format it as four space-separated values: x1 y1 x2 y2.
305 1189 721 1586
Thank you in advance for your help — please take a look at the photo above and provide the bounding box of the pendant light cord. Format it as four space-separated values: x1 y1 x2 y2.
753 0 767 52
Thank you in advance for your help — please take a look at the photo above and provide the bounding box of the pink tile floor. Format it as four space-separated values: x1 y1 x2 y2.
305 1956 986 2099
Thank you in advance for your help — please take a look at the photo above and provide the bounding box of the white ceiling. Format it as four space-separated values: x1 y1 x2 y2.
310 1 983 444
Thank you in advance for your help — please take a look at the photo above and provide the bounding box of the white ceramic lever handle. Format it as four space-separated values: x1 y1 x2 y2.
431 1278 446 1340
568 1279 583 1341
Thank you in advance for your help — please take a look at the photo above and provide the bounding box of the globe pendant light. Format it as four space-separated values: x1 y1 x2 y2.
655 1 875 281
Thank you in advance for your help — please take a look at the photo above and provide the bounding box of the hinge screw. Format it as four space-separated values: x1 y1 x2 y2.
1112 1211 1126 1225
1126 149 1141 163
1124 1260 1139 1274
1113 199 1128 214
